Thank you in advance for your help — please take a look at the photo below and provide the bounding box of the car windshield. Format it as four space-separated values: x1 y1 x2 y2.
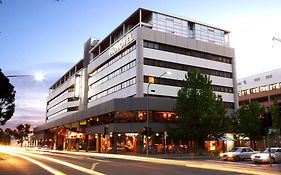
230 147 240 152
263 148 277 153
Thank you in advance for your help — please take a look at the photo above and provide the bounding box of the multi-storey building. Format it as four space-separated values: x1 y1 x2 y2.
238 68 281 107
34 8 237 153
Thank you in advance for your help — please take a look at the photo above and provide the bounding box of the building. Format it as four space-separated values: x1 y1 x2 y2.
238 68 281 107
237 69 281 148
34 8 237 153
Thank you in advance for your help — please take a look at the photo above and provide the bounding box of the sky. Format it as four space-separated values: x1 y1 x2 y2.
1 0 281 129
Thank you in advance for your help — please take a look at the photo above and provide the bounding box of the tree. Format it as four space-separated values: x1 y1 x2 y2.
269 102 281 131
0 128 13 145
172 70 229 153
0 69 16 125
14 123 31 147
233 101 264 149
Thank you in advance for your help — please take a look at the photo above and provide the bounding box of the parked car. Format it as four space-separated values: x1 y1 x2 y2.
251 147 281 163
219 147 258 161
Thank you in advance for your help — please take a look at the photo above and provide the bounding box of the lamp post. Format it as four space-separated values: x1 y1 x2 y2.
7 71 45 82
146 71 171 156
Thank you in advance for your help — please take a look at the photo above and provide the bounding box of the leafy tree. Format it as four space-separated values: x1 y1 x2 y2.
0 128 13 145
233 101 264 149
14 123 31 147
171 70 229 153
269 102 281 131
0 69 16 125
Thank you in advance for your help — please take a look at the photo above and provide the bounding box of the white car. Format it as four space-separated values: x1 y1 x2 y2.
251 147 281 163
219 147 257 161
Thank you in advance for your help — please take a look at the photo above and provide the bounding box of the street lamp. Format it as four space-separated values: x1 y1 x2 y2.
0 72 45 125
7 71 45 82
146 71 171 156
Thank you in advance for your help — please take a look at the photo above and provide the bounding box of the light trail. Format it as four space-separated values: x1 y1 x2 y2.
11 149 106 175
0 149 65 175
39 149 279 175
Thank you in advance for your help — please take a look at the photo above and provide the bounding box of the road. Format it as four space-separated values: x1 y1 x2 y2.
0 146 280 175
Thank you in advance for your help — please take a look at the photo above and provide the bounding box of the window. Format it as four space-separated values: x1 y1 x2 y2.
266 75 272 79
143 41 232 64
143 58 232 79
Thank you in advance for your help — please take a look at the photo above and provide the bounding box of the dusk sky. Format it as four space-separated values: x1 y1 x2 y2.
1 0 281 129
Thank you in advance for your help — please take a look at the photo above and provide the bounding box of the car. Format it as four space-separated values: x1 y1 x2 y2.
219 147 258 161
251 147 281 163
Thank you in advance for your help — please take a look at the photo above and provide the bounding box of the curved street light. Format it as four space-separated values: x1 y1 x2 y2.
7 71 45 82
146 71 171 156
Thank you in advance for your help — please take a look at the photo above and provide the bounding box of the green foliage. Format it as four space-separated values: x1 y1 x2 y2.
171 70 229 149
0 128 13 145
0 69 16 125
233 101 264 141
14 123 31 146
269 102 281 130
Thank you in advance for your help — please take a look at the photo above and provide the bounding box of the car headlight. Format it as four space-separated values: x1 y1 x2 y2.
228 153 234 157
219 153 224 157
260 154 269 160
251 154 255 159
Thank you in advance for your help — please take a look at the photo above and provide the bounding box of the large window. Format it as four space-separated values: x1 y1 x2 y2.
89 44 136 76
89 77 136 102
144 76 233 94
151 12 229 46
143 41 232 64
144 58 232 78
89 60 136 89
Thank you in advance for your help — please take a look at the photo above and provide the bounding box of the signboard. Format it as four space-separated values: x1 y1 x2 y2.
108 33 133 57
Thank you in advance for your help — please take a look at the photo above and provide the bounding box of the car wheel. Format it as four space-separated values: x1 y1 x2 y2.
270 158 275 164
234 156 240 161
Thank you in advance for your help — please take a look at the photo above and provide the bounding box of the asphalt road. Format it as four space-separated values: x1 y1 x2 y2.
0 147 280 175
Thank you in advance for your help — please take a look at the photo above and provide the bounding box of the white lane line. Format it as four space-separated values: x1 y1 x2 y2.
91 163 99 171
87 157 111 163
29 151 86 160
2 151 65 175
13 150 106 175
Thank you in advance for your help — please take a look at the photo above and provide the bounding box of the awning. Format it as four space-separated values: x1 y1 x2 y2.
220 136 236 141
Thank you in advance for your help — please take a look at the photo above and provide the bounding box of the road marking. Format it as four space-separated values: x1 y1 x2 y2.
12 150 106 175
1 150 65 175
87 157 111 163
91 163 99 170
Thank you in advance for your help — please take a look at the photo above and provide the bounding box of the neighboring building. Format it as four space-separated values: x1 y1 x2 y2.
238 68 281 107
34 8 237 153
237 69 281 149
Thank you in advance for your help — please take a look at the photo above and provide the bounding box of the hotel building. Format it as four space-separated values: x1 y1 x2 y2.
34 8 237 153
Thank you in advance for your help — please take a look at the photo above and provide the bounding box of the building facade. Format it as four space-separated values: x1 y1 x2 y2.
238 69 281 107
237 69 281 148
34 8 237 153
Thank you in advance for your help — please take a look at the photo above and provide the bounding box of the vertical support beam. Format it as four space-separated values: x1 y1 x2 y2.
139 8 142 26
136 27 144 97
231 52 239 111
123 23 126 34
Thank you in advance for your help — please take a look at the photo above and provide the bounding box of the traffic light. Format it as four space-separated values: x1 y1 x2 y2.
142 127 152 136
103 126 109 138
259 112 272 128
259 113 266 128
266 112 272 127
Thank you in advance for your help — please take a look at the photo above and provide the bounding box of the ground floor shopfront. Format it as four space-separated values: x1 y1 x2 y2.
34 125 236 155
34 97 235 154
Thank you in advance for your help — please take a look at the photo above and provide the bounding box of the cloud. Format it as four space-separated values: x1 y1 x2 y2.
0 61 76 129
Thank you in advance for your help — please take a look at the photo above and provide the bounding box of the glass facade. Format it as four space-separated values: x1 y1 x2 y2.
151 12 229 46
